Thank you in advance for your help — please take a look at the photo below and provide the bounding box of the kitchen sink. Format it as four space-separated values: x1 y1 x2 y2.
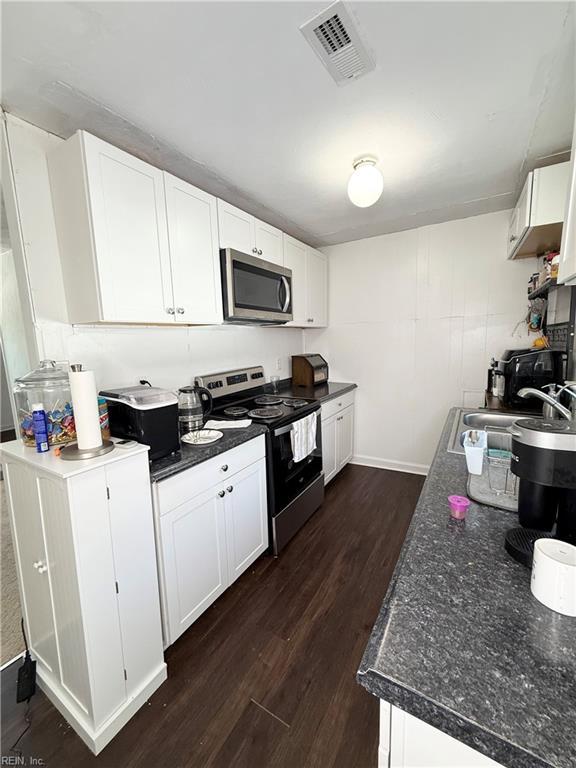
447 408 541 454
462 412 524 431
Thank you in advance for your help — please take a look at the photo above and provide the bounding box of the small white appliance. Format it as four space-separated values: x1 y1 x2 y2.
531 538 576 616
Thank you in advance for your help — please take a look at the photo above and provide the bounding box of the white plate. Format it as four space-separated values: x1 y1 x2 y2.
181 429 224 446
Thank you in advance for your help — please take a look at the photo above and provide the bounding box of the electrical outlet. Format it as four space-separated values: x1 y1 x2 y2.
276 358 282 371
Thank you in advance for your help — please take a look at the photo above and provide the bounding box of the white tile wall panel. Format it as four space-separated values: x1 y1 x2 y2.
306 210 538 471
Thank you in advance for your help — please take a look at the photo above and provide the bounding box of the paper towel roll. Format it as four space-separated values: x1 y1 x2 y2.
69 370 103 450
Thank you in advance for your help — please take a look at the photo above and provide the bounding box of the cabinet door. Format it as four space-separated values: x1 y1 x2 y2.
337 405 355 471
224 458 268 584
81 132 174 322
283 235 308 325
105 456 164 699
217 199 255 254
390 705 503 767
559 122 576 285
508 173 532 257
164 173 223 323
3 462 59 677
306 247 328 327
254 219 284 266
321 414 338 485
160 487 228 645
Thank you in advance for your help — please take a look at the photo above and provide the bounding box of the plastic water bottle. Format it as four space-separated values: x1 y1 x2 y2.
32 403 50 453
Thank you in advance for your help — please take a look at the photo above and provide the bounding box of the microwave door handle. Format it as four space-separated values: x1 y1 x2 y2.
279 276 290 313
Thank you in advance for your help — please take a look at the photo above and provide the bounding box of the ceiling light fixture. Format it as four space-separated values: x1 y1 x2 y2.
347 156 383 207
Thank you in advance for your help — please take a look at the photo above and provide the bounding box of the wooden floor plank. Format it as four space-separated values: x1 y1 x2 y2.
1 465 423 767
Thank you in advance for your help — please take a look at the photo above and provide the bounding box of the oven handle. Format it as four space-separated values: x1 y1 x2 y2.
279 276 291 313
273 411 320 437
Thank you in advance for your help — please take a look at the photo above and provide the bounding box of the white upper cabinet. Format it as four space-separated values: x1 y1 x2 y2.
48 131 223 324
49 131 173 323
284 237 328 327
558 118 576 285
217 199 255 254
254 219 284 265
217 199 284 265
48 131 327 327
306 247 328 327
508 161 570 259
283 235 308 325
164 173 222 324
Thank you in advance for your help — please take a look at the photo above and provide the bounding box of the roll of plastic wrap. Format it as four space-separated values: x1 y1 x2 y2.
69 370 102 450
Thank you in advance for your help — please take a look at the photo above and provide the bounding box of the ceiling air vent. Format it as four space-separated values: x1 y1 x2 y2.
300 1 375 86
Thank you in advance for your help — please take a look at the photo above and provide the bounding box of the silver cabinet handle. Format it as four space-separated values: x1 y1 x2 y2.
38 564 48 574
509 235 518 242
218 490 225 498
226 485 234 493
307 318 314 323
252 247 258 254
166 307 175 315
221 464 228 472
176 307 185 314
257 249 262 256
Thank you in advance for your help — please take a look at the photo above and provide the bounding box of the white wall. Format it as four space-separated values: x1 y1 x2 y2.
35 321 301 393
5 114 303 393
304 212 538 473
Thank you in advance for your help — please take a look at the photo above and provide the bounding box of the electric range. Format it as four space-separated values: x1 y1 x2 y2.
194 366 324 554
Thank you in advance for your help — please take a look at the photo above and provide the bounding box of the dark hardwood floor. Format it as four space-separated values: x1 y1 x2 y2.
1 464 423 768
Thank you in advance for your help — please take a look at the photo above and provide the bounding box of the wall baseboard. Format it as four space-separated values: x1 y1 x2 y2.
351 454 429 476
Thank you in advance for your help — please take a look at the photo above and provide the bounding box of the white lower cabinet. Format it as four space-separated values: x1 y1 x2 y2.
0 444 166 755
161 487 229 642
321 392 355 484
155 435 268 646
380 701 504 768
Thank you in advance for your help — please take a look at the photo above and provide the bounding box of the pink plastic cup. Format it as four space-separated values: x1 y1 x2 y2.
448 495 471 520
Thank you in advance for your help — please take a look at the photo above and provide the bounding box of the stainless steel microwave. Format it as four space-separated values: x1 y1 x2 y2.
220 248 293 324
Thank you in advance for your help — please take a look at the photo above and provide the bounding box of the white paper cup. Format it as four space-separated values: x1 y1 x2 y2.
531 538 576 617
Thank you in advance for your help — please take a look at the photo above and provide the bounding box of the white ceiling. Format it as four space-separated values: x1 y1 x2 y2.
2 1 575 246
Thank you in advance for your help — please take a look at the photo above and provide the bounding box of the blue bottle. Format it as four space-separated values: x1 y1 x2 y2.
32 403 50 453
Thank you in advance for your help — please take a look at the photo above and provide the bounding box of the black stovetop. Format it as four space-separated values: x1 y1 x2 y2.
211 392 319 428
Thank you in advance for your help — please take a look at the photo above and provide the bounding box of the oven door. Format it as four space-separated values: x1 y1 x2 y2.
270 411 323 514
221 249 293 323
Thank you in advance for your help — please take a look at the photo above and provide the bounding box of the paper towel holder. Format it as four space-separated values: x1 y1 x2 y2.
61 362 114 460
60 439 114 461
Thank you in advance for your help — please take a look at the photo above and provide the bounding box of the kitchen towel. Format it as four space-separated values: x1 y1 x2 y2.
69 369 103 450
204 419 252 429
290 412 317 463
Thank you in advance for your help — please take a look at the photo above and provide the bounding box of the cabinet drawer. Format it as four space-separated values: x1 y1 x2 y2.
156 435 266 514
321 390 355 421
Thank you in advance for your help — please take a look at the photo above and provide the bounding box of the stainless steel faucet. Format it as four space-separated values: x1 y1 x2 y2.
518 385 573 420
557 382 576 419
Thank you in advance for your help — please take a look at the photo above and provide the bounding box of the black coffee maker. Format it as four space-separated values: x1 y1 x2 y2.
497 349 564 408
506 418 576 565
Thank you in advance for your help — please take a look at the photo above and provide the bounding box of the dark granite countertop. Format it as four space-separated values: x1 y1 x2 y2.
150 424 268 482
278 381 356 404
357 407 576 768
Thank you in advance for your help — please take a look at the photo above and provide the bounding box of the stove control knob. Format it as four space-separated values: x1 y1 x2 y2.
226 486 234 493
221 464 228 472
218 490 225 498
